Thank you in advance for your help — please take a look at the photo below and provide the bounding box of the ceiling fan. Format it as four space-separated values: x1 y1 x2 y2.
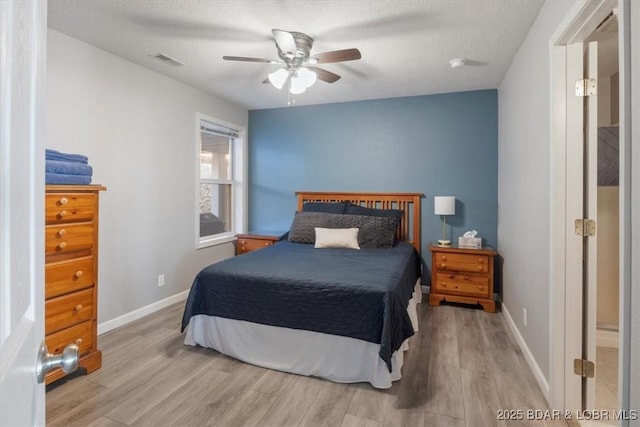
223 29 361 95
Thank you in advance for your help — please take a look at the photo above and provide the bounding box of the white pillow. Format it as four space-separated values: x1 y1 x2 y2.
314 227 360 249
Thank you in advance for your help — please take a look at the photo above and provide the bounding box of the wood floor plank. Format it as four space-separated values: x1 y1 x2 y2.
423 411 466 427
299 379 356 427
341 414 382 427
172 361 267 426
257 374 325 426
346 382 391 423
84 416 128 427
46 301 555 427
130 368 231 427
423 357 465 419
455 309 492 373
460 368 505 427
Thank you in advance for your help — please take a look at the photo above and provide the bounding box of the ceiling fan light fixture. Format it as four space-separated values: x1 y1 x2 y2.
450 58 467 69
289 73 307 94
268 68 289 89
297 68 317 88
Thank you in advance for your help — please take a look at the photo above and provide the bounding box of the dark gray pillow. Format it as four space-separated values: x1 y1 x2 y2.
344 203 403 227
301 201 348 214
288 212 397 248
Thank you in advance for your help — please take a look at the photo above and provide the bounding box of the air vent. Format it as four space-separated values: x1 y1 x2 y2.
150 53 184 67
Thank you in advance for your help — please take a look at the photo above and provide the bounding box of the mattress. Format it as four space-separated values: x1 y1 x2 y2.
181 241 422 370
183 281 422 389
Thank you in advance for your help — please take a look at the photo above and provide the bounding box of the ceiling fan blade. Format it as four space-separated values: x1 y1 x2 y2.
272 29 298 55
311 48 361 64
223 56 280 64
307 67 341 83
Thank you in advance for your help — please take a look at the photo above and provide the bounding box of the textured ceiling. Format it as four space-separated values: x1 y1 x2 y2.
47 0 545 110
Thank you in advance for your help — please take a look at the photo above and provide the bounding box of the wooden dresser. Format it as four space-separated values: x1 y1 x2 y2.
428 244 498 313
45 185 106 384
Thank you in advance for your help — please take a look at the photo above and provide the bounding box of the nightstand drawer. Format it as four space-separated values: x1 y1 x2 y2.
238 238 274 254
236 233 281 255
434 253 489 273
434 273 490 297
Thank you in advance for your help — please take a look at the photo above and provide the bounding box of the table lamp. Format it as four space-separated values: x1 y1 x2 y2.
434 196 455 247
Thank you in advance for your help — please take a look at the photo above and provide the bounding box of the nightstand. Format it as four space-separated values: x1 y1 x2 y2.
235 232 282 255
428 244 498 312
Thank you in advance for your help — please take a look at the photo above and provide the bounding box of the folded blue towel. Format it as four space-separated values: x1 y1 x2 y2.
45 173 91 185
46 160 93 176
45 149 88 164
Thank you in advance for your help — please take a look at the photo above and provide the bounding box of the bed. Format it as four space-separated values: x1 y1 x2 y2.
181 191 424 389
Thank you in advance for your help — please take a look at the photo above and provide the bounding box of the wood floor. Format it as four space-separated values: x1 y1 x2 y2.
46 301 565 427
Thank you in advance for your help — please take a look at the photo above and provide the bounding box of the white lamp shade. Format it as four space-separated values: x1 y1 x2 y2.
434 196 455 215
297 67 317 87
268 68 289 90
289 73 307 94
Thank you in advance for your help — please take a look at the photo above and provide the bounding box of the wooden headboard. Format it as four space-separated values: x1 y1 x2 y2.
295 191 425 252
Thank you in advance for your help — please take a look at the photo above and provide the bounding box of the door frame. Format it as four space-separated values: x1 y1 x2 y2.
548 0 632 414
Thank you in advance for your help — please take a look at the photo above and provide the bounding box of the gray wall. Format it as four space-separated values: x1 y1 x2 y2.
46 29 248 325
497 0 576 383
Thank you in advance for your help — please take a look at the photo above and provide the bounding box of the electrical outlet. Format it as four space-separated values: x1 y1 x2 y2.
158 274 165 287
523 308 527 327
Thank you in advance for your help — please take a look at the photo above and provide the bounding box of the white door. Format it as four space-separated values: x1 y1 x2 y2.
583 40 599 410
564 39 599 411
0 1 48 426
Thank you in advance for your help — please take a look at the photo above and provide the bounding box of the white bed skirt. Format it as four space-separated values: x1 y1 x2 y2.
183 280 422 389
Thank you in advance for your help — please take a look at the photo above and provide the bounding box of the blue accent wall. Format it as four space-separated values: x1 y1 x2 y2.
248 89 498 251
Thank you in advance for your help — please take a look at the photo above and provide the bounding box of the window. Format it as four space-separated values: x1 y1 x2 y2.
197 115 245 248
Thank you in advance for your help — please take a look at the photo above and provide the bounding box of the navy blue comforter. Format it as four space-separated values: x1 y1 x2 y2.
181 241 422 371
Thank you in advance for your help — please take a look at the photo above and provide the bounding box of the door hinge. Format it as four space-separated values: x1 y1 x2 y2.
576 78 597 96
575 219 596 236
574 358 595 378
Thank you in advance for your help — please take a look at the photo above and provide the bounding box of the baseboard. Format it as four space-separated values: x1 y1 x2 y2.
596 327 619 349
502 302 550 400
97 290 189 335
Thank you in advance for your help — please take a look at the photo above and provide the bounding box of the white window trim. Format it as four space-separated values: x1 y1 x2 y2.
195 113 247 249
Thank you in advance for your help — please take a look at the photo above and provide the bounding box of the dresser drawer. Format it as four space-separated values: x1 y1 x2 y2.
46 320 93 356
433 252 489 273
45 223 94 256
45 193 96 224
45 288 94 335
45 256 94 299
434 273 490 297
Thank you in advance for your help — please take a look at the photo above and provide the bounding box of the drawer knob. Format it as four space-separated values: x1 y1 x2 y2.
57 229 66 238
240 240 247 244
74 270 84 279
57 210 69 219
59 197 68 205
264 242 269 246
477 258 483 263
441 256 447 261
57 242 67 250
440 264 447 269
75 338 83 346
477 266 483 270
74 304 83 312
441 283 447 287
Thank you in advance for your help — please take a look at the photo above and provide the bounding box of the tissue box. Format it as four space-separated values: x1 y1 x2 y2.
458 236 482 249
